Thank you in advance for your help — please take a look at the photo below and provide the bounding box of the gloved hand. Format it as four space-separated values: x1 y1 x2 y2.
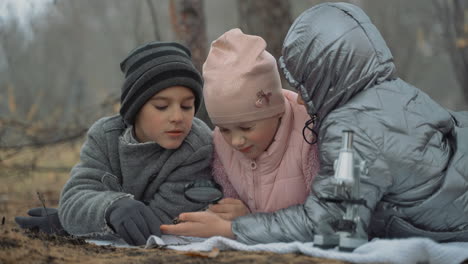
15 207 69 236
106 198 161 246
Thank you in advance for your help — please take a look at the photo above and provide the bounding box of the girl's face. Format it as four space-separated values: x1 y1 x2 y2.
217 115 282 160
134 86 195 149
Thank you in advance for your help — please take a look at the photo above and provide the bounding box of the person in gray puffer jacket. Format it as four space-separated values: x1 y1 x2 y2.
57 41 213 245
161 2 468 245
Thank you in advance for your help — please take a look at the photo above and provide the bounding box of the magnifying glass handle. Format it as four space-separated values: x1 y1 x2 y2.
172 216 183 224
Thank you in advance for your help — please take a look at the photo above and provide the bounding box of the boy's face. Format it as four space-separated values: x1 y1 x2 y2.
134 86 195 149
217 115 282 160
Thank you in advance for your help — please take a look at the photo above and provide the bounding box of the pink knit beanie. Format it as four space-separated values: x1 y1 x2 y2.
203 28 285 125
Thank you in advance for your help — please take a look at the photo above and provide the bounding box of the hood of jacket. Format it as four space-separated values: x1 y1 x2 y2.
279 2 396 127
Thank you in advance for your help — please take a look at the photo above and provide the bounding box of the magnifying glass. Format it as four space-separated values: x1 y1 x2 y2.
184 179 223 204
172 179 223 224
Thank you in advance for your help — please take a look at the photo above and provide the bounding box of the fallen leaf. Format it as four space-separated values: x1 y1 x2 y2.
180 247 220 258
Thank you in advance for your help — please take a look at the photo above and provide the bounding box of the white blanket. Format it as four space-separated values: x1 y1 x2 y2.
87 235 468 264
145 235 468 264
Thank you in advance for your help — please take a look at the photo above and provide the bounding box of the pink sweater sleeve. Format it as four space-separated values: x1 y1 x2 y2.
211 150 240 199
303 143 320 194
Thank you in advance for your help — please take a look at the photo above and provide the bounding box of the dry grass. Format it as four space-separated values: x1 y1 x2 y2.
0 143 350 264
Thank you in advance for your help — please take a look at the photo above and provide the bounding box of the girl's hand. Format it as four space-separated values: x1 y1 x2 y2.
160 211 235 239
208 198 250 220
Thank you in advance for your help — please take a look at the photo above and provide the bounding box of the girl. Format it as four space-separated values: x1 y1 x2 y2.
202 29 320 221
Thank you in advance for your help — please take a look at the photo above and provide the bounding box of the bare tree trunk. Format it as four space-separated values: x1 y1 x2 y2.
169 0 207 72
237 0 292 60
435 0 468 103
145 0 161 40
364 0 419 81
237 0 293 88
169 0 212 128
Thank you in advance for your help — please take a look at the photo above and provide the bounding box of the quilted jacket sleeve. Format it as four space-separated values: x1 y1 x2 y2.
58 118 131 237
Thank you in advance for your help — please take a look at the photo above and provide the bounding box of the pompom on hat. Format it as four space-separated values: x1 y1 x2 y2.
119 41 203 126
202 28 285 125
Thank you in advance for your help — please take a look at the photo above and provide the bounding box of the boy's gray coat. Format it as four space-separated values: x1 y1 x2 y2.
58 115 213 237
232 3 468 244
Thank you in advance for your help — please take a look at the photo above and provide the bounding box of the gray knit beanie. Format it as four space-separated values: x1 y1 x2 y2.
119 41 203 126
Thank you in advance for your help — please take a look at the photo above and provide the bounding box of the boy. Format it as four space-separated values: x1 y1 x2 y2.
17 41 213 246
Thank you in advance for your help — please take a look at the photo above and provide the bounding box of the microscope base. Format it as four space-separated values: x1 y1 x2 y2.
313 233 367 251
338 235 367 251
313 234 339 249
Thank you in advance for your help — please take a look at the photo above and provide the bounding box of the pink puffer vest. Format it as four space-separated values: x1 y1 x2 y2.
212 89 320 212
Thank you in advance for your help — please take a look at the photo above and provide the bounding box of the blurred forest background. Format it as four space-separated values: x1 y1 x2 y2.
0 0 467 185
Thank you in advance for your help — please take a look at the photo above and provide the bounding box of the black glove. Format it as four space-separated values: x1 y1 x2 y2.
15 207 69 236
106 198 161 246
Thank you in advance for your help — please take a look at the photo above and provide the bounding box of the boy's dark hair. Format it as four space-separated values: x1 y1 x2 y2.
119 41 203 125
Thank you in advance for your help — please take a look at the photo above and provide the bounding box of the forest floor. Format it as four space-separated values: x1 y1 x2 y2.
0 143 349 264
1 199 348 264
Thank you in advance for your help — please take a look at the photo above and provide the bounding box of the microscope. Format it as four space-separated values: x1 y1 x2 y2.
313 130 368 251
